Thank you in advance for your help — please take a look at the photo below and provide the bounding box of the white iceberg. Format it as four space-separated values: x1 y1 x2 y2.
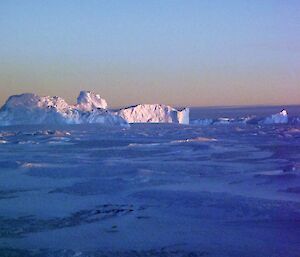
116 104 189 124
0 91 128 127
263 110 288 124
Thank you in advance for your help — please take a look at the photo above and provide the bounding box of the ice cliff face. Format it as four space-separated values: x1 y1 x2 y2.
263 110 288 124
177 107 190 125
116 104 189 124
0 91 128 127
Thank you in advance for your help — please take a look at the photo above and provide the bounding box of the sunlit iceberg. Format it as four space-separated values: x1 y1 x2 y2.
0 91 191 126
116 104 189 124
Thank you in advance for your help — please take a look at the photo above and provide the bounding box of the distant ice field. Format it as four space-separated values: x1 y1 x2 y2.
0 106 300 257
190 105 300 120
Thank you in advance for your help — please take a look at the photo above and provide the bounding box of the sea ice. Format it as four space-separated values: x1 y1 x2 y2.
0 120 300 256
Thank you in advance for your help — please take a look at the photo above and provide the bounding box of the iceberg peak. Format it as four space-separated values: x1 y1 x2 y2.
280 109 288 117
76 91 108 111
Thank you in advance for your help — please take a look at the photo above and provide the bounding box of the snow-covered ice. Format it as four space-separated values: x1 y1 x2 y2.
0 105 300 257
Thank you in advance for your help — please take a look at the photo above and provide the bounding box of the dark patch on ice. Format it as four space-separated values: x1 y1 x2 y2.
254 171 299 181
48 179 127 195
25 166 106 179
0 161 20 169
211 151 250 160
0 248 209 257
260 144 300 159
0 204 138 238
0 189 32 199
228 179 245 185
131 190 300 222
280 186 300 194
74 139 133 148
104 224 119 233
136 215 151 219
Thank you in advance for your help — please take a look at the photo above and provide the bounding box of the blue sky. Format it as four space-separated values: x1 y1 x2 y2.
0 0 299 107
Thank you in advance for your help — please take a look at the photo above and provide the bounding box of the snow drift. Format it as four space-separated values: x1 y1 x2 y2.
0 91 128 127
116 104 189 124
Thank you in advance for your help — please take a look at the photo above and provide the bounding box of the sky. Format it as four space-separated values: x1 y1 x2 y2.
0 0 299 108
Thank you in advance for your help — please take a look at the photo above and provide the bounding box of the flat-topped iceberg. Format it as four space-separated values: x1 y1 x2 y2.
116 104 189 124
0 91 128 127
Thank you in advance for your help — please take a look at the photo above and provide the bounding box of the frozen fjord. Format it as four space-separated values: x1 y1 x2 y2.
0 121 300 257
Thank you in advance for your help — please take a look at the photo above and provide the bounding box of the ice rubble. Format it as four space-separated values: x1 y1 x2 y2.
116 104 189 124
0 91 190 126
263 110 288 124
0 91 128 127
192 117 250 126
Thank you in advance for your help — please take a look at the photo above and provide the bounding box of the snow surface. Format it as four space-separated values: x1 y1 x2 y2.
0 92 128 127
116 104 190 124
0 120 300 257
0 102 300 256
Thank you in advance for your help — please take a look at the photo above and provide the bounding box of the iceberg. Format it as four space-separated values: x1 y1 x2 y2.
0 91 128 127
177 107 190 125
116 104 189 124
263 110 288 124
0 91 190 127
